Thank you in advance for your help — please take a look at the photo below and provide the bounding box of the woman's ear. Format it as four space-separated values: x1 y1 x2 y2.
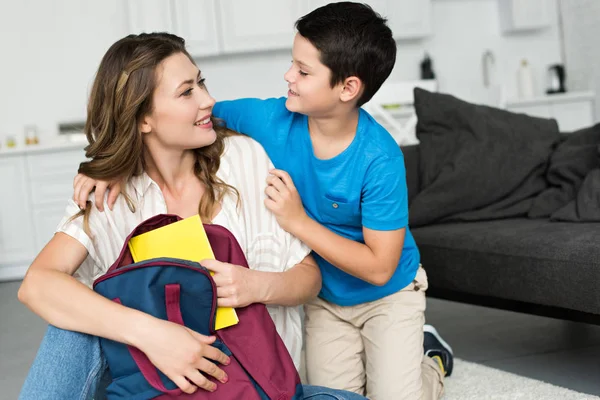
340 76 363 104
138 115 152 134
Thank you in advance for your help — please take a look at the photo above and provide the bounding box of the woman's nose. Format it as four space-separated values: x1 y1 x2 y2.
198 91 216 110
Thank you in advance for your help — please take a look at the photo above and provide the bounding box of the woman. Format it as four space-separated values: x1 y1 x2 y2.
18 32 366 400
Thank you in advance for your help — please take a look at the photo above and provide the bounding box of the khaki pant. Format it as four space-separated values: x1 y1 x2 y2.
304 266 444 400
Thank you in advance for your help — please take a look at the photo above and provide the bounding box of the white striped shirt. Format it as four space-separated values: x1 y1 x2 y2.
57 135 310 368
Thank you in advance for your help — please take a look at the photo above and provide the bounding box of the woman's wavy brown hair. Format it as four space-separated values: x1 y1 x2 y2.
75 32 238 233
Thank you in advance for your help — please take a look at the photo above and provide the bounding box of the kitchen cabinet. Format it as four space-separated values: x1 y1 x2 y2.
26 149 87 252
125 0 220 57
505 91 596 132
302 0 431 40
498 0 552 33
366 0 431 39
172 0 220 57
125 0 174 34
125 0 431 58
217 0 304 53
0 155 35 280
0 143 87 281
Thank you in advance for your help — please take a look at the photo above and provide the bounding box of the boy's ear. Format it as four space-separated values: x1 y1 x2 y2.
339 76 363 104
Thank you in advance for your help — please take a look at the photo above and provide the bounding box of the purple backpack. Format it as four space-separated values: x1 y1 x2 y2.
93 214 303 399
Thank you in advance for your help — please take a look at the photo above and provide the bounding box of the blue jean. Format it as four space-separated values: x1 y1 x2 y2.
20 325 366 400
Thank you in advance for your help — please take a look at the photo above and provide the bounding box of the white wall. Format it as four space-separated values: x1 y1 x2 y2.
0 0 564 143
0 0 128 142
386 0 563 105
559 0 600 120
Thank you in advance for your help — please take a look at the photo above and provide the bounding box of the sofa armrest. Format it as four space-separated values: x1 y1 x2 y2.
401 144 421 205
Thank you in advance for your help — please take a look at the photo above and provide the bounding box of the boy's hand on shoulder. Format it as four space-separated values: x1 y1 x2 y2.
264 169 308 233
73 173 122 212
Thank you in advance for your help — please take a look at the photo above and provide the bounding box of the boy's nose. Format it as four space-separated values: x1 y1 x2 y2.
284 67 295 83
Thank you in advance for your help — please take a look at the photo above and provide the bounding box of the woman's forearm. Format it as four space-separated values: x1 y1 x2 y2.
18 268 152 347
256 260 321 307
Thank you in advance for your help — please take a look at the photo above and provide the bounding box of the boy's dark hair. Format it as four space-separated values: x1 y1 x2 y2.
295 2 396 107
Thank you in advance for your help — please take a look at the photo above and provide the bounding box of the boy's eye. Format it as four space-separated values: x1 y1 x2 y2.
290 60 308 76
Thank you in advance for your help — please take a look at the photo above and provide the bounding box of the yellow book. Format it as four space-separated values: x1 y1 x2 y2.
128 215 239 330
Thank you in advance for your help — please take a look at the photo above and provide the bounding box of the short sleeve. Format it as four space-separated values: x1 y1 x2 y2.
55 199 102 287
282 230 311 271
246 227 310 273
361 155 409 231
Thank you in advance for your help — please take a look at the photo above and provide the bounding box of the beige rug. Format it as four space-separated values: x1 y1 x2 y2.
299 352 598 399
443 358 599 400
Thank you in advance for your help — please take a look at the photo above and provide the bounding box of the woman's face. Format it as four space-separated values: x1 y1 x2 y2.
140 52 216 150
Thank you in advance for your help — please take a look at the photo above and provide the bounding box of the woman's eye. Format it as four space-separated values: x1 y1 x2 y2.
198 78 206 87
182 88 193 97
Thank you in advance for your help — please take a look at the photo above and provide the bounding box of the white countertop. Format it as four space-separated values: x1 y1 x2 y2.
0 137 87 157
505 91 595 107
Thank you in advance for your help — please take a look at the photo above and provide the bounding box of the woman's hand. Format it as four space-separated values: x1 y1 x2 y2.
201 259 262 308
135 318 231 394
72 173 122 211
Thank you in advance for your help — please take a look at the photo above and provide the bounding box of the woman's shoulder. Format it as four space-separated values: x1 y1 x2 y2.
222 135 272 170
219 136 272 211
59 176 145 238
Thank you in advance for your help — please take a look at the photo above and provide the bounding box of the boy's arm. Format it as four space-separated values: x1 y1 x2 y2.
73 173 122 211
266 155 408 286
290 218 404 286
214 98 282 143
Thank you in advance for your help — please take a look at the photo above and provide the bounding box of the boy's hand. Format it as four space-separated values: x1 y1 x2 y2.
73 174 122 212
201 259 263 308
264 169 308 233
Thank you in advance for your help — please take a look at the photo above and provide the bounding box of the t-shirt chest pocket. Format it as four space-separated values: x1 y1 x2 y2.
318 195 361 227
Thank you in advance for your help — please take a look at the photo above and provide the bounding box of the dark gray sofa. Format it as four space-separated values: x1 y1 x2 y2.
401 88 600 323
403 144 600 322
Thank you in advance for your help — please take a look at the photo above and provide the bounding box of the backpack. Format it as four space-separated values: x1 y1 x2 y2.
93 214 303 400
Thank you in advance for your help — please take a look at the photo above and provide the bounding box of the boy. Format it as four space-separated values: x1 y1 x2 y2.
217 4 452 399
75 3 453 399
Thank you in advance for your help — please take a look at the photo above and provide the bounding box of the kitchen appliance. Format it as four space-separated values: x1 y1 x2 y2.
546 64 566 94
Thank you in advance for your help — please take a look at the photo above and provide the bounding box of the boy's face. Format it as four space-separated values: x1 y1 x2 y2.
284 34 342 116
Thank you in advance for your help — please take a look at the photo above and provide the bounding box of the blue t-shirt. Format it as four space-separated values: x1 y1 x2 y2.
213 97 420 306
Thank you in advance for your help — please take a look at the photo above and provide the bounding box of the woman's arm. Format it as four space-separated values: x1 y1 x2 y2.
19 233 150 341
19 233 230 394
202 254 321 308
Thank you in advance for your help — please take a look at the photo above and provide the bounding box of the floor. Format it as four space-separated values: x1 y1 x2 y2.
2 280 600 399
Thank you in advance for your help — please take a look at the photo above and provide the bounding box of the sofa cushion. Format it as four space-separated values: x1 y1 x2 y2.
551 165 600 222
529 123 600 219
412 219 600 315
410 88 560 227
400 144 420 204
